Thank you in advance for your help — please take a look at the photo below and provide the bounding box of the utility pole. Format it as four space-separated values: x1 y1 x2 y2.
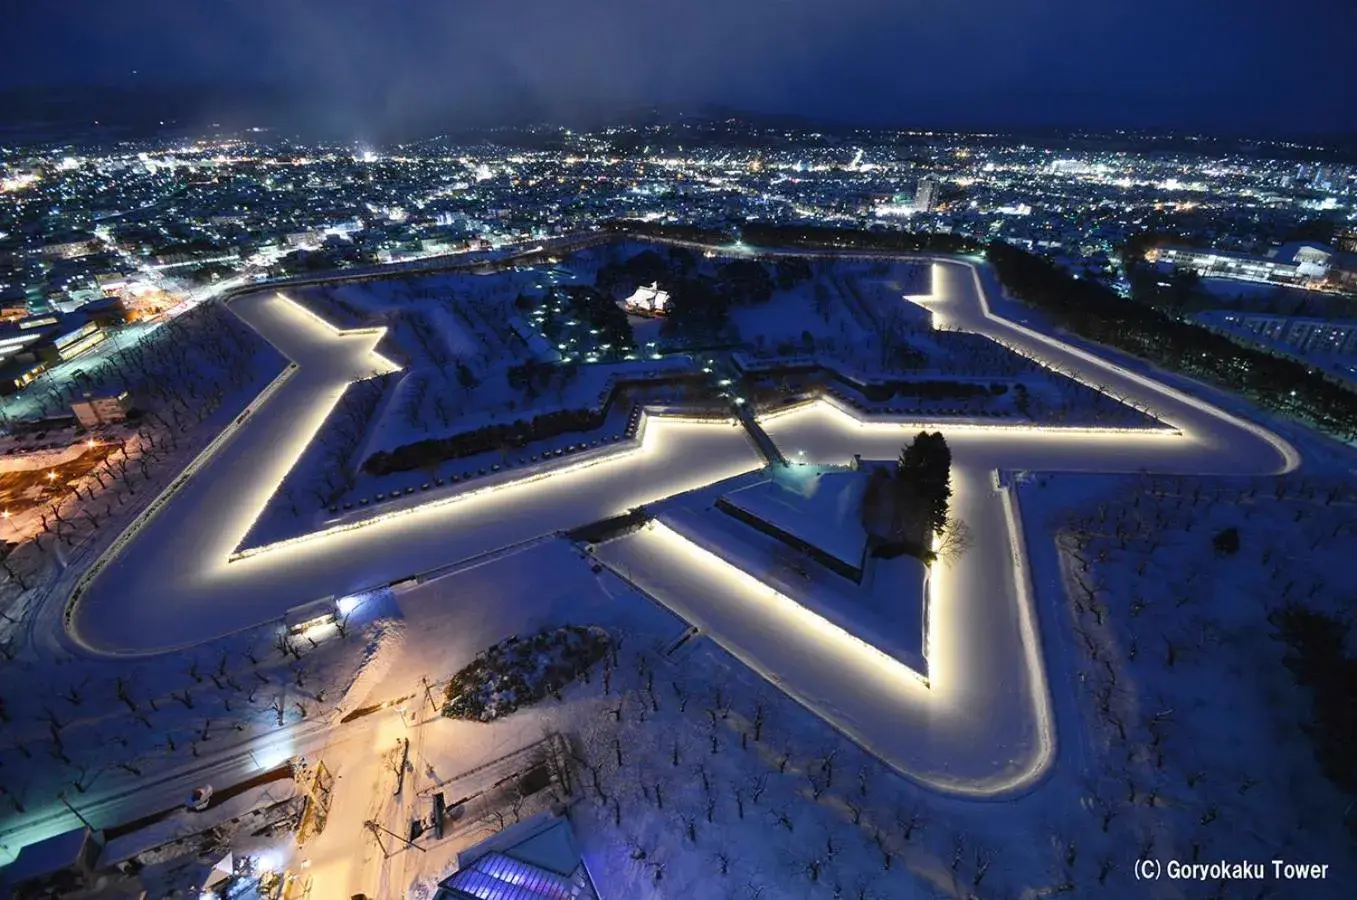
365 819 425 859
421 676 437 713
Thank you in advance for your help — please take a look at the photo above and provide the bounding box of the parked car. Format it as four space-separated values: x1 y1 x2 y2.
185 785 213 811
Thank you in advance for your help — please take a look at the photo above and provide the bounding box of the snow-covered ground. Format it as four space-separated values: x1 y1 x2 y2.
68 292 762 652
642 464 932 674
7 242 1354 899
594 458 1039 795
719 466 870 570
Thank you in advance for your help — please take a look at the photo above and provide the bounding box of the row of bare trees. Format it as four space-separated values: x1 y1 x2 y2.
0 611 362 821
567 639 998 898
1053 471 1355 893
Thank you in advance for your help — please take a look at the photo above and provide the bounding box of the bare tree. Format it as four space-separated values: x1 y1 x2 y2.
936 516 975 566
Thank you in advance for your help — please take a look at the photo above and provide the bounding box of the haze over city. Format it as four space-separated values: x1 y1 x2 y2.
5 0 1357 137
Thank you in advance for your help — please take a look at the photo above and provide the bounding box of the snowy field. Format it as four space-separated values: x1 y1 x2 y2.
720 467 870 569
726 259 1168 429
313 497 1356 899
6 241 1355 898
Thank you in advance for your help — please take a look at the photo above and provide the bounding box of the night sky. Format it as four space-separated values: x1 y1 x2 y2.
7 0 1356 136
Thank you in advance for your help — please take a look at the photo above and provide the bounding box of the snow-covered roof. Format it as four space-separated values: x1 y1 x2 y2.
503 819 581 876
437 815 596 900
439 852 588 900
621 282 669 313
1273 241 1334 265
1 827 100 886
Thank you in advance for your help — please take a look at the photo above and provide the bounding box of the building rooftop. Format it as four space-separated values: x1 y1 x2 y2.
0 827 102 888
436 816 597 900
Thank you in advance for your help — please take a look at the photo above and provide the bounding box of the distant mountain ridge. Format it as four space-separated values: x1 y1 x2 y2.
0 85 1352 154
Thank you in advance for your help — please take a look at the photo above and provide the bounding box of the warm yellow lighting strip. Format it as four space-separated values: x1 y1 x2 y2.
760 391 1183 439
275 291 403 374
958 263 1299 473
994 482 1057 793
645 519 930 688
226 410 720 562
63 360 302 633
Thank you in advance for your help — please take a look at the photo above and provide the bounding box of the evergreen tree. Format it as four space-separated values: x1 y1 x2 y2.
896 431 952 536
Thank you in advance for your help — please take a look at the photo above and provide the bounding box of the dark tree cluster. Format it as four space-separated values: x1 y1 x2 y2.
715 260 774 306
441 625 611 721
1126 264 1205 317
506 359 557 392
770 256 813 290
1270 605 1357 798
896 431 952 537
363 369 706 475
1211 526 1240 556
595 249 676 299
986 242 1357 441
271 243 374 276
739 223 983 255
661 276 731 337
362 405 609 475
590 242 811 343
558 285 635 352
859 431 952 563
600 220 735 245
888 380 1009 401
662 259 805 338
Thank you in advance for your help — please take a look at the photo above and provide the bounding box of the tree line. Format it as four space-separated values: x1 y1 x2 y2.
362 373 705 476
362 405 610 476
740 223 984 256
600 220 735 245
590 223 1354 441
986 242 1357 441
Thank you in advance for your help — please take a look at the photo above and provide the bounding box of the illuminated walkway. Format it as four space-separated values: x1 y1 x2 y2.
68 292 764 652
64 260 1298 795
591 261 1298 795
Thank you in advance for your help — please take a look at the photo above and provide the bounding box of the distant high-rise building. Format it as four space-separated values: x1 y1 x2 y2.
914 176 941 213
1335 226 1357 254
